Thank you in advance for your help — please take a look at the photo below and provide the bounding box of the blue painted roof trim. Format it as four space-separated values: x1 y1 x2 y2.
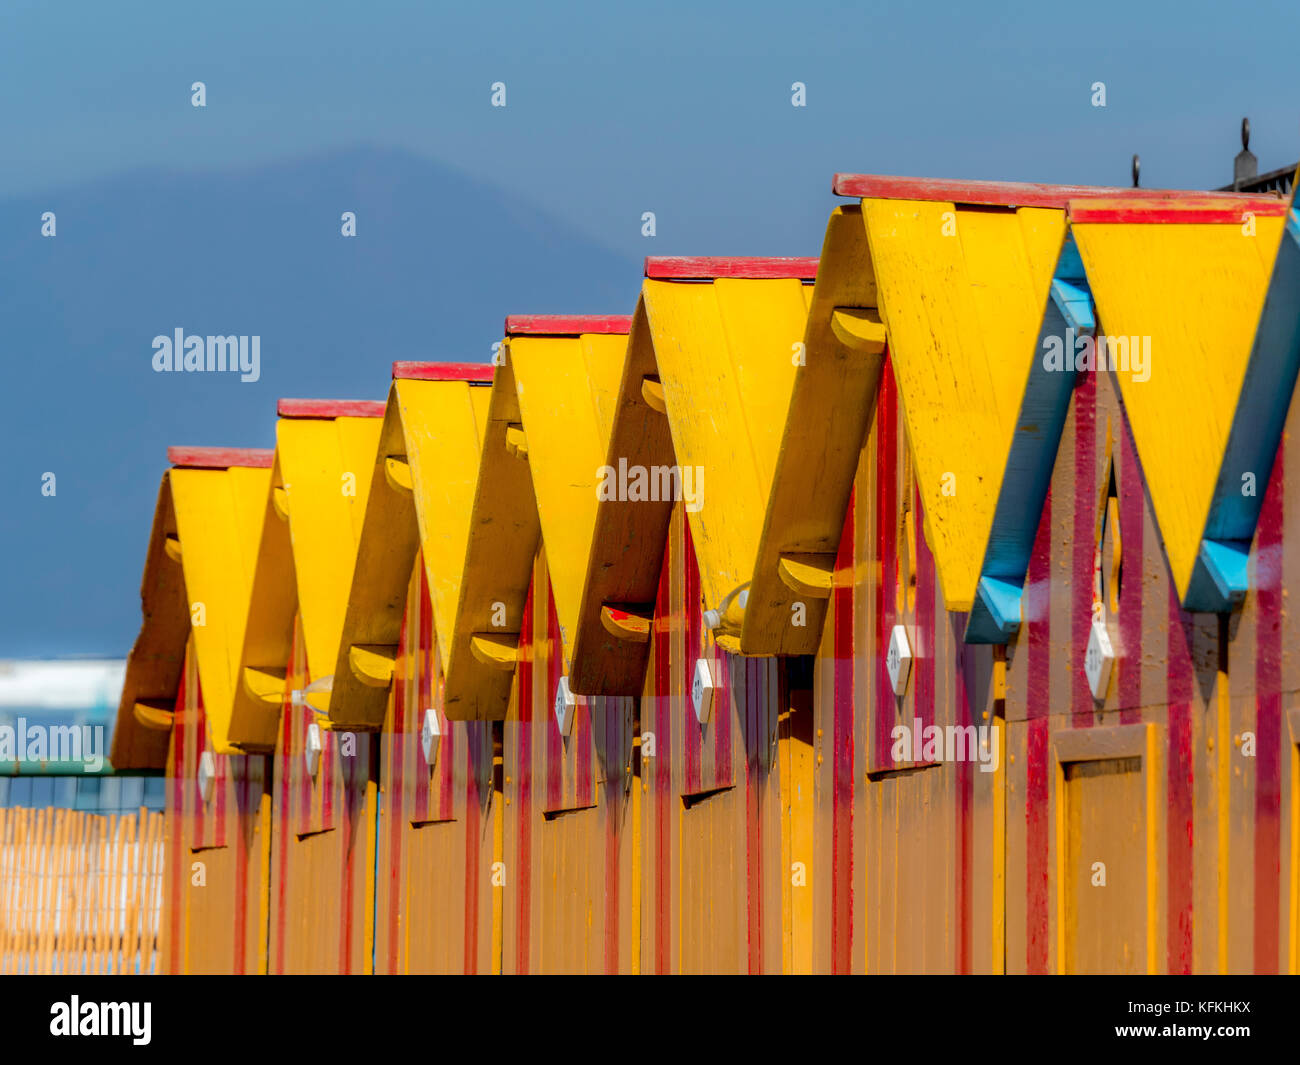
967 576 1023 643
964 235 1084 644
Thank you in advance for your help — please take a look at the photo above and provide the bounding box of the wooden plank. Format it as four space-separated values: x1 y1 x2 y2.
277 415 382 681
442 347 540 720
570 303 675 696
505 314 633 336
1071 210 1286 606
327 378 489 730
400 379 495 673
643 275 813 643
111 476 186 769
166 446 274 469
745 205 883 654
511 330 629 670
833 173 1275 208
1069 197 1288 224
233 452 296 746
391 361 494 382
276 398 386 419
645 256 817 280
861 197 1067 612
169 464 272 752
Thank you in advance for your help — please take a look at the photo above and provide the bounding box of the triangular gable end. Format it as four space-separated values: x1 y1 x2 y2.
570 303 676 696
507 315 632 680
858 181 1071 627
442 318 630 720
111 474 186 770
840 174 1269 641
1070 191 1295 611
639 257 818 656
161 446 273 755
744 210 885 655
327 364 493 731
235 399 385 748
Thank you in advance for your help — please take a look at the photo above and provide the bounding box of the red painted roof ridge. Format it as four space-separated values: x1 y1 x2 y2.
505 314 633 336
832 173 1282 210
167 446 275 470
390 362 495 382
1068 196 1290 224
276 399 387 419
644 256 819 280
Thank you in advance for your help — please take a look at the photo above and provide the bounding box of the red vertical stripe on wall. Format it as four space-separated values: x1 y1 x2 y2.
321 733 335 830
297 684 311 837
874 362 898 770
438 713 455 820
168 665 187 974
915 481 935 736
435 564 454 823
715 647 733 781
1166 585 1195 974
194 681 207 849
463 725 483 974
745 657 762 972
653 532 673 974
1254 444 1284 972
832 493 855 974
414 567 432 820
275 653 292 974
684 518 702 796
575 695 594 811
386 600 409 974
232 760 248 974
211 704 226 847
954 617 973 974
545 584 563 813
1025 487 1053 974
1118 415 1144 724
338 743 355 975
603 699 620 974
1072 372 1097 728
515 583 535 974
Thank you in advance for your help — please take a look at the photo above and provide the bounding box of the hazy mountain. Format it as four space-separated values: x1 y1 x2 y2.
0 145 641 655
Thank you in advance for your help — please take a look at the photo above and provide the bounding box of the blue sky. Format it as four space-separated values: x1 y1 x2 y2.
1 0 1296 656
4 0 1296 255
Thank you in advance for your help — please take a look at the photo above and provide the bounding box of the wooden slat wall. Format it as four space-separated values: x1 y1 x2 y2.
267 617 377 974
0 806 165 974
139 340 1300 976
162 636 270 974
502 545 638 974
810 353 1000 974
1003 367 1300 975
638 507 787 974
374 554 496 974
